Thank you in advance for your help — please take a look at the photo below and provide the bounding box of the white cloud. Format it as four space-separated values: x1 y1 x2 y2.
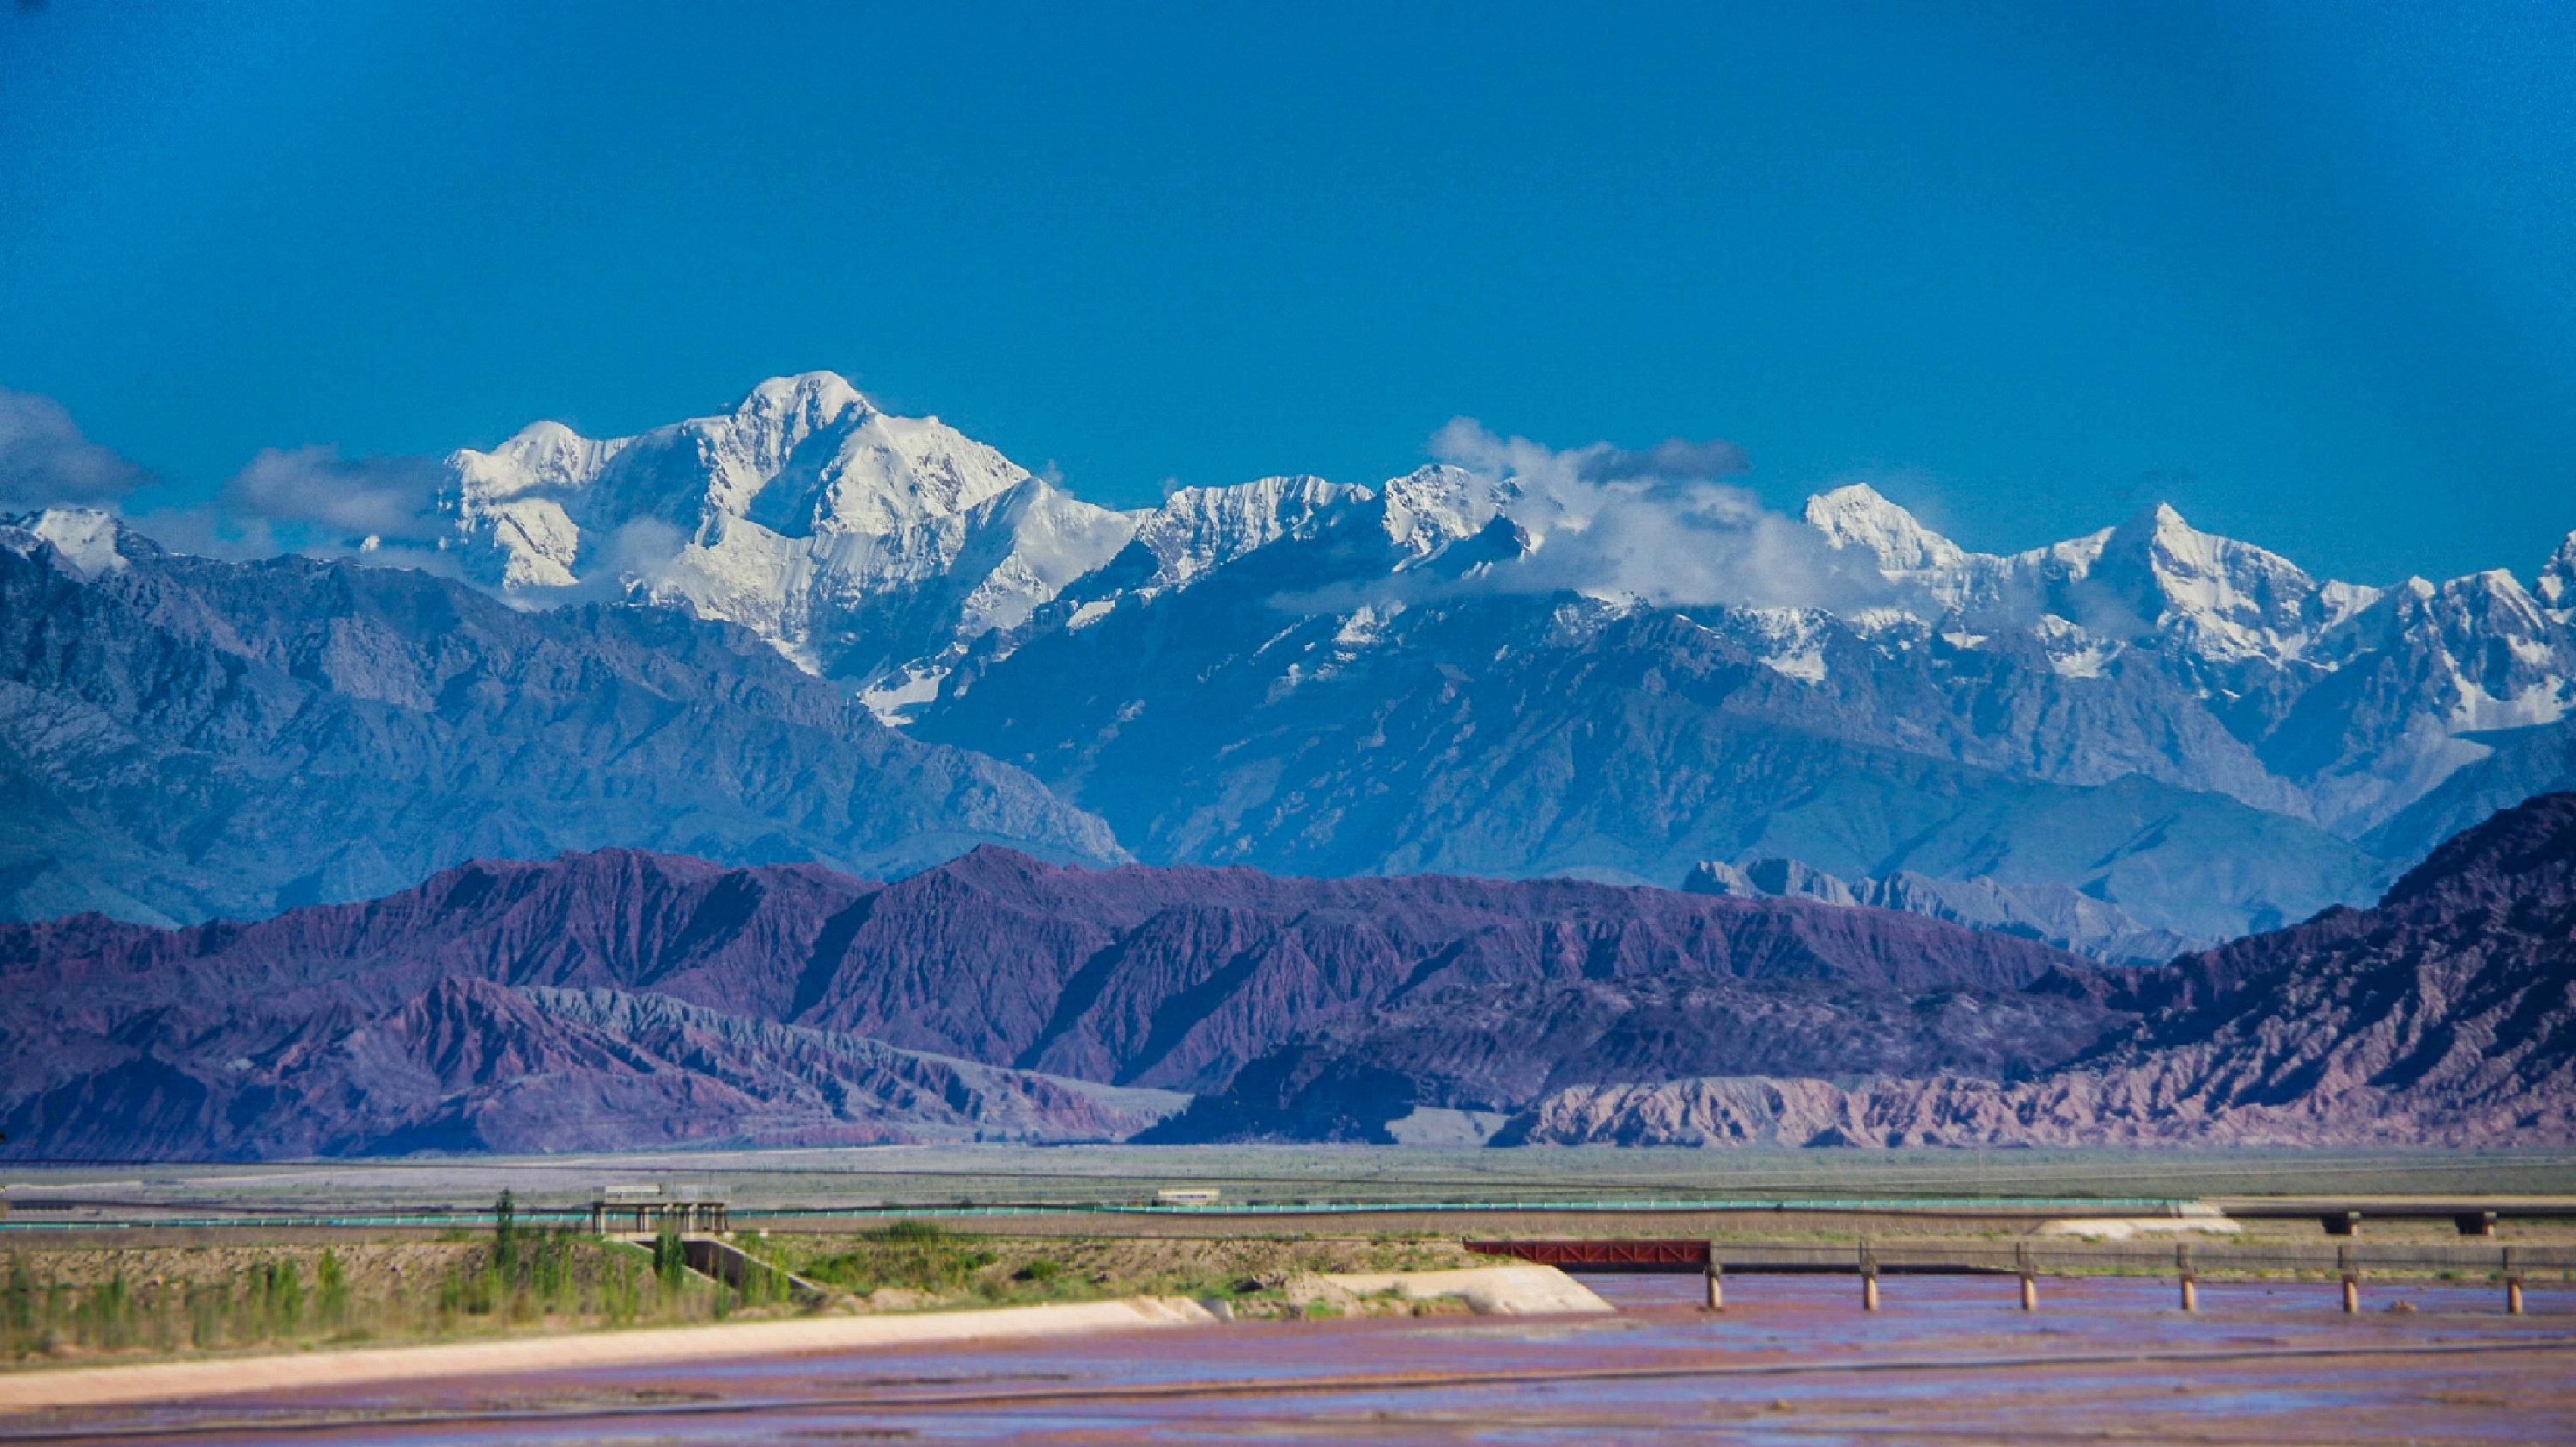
223 444 450 544
1428 419 1897 611
0 388 149 507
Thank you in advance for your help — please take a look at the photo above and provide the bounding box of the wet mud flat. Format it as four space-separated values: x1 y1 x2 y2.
9 1274 2573 1444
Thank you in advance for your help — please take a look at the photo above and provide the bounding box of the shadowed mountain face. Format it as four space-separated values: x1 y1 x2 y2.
783 848 2110 1095
0 846 2110 1158
0 520 1121 927
1498 791 2576 1147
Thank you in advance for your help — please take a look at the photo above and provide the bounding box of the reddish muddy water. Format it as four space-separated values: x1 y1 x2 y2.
9 1274 2573 1444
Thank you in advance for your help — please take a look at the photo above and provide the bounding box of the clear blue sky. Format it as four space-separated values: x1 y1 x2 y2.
3 0 2572 583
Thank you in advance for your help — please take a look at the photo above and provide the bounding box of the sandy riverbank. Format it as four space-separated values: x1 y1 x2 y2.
0 1296 1219 1412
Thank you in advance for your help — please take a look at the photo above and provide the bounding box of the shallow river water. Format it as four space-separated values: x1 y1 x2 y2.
15 1274 2575 1444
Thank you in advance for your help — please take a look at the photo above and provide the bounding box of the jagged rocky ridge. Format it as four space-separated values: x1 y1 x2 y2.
1499 791 2576 1147
0 514 1119 925
0 845 2110 1158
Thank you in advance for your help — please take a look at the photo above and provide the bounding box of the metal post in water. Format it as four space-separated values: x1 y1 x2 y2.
2340 1245 2360 1314
2506 1249 2524 1316
1704 1261 1724 1312
2017 1243 2037 1311
1860 1240 1880 1311
2178 1243 2197 1312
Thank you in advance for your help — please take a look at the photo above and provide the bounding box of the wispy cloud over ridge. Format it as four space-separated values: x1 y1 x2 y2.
1427 419 1897 612
0 388 471 570
224 444 450 544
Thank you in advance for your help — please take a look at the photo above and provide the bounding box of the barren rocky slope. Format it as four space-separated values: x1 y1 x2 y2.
1501 791 2576 1146
12 792 2566 1157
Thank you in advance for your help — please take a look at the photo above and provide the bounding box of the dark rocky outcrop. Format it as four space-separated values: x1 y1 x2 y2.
1139 970 2134 1144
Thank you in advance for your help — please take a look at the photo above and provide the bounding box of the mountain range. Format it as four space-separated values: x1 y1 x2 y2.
6 790 2567 1157
431 374 2573 945
0 843 2110 1158
7 368 2574 961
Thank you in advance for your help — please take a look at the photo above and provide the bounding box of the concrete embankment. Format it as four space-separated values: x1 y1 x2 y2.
0 1297 1218 1412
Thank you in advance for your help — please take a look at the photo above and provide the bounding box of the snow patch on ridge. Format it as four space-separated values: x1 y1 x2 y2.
1132 475 1366 593
4 508 130 579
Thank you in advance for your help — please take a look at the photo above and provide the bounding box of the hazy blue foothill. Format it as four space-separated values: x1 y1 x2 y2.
0 515 1121 927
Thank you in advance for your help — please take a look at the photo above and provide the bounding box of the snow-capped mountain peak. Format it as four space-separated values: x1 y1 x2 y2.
0 507 136 580
1802 483 1967 574
1381 464 1516 554
782 408 1031 536
438 375 1120 689
734 369 869 435
458 420 625 502
2081 502 2329 663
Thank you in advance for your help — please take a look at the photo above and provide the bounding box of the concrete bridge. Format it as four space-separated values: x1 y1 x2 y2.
1467 1237 2576 1315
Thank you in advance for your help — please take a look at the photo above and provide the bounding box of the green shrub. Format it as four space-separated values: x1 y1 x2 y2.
316 1249 349 1328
